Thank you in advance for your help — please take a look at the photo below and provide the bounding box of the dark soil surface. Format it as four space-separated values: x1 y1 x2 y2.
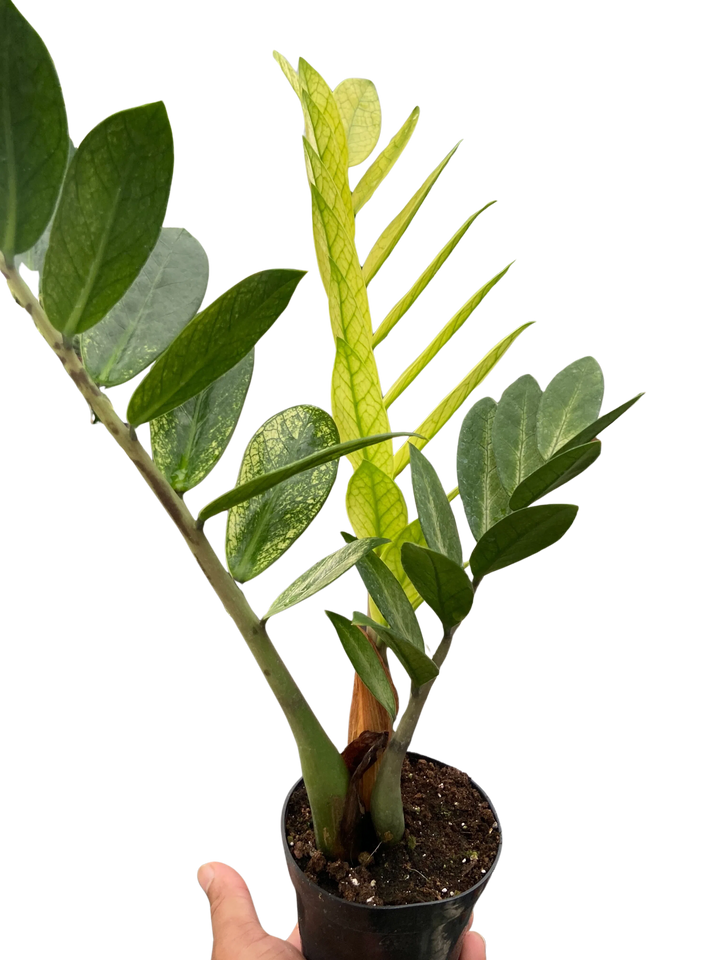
285 756 501 906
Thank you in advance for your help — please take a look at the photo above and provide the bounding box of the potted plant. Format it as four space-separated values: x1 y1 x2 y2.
0 4 642 958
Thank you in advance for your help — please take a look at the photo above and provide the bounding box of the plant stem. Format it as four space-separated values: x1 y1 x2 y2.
370 627 457 842
1 255 349 857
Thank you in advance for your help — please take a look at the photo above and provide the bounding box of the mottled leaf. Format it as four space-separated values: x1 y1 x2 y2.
510 441 601 510
469 504 579 580
352 106 419 215
537 357 604 459
334 78 381 167
457 397 510 539
16 141 75 274
400 544 474 630
326 612 397 719
493 374 544 495
352 613 438 686
346 460 408 540
409 446 462 565
555 393 644 455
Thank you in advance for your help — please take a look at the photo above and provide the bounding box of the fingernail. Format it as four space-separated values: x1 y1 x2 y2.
197 863 215 893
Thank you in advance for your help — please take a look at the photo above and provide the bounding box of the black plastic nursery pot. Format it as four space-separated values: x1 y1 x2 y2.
282 752 502 960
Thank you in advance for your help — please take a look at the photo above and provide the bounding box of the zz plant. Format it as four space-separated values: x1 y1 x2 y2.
1 0 641 868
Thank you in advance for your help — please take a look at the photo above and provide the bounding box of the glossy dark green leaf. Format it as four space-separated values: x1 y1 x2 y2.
469 504 578 580
493 374 544 495
42 102 173 336
201 431 411 523
352 613 439 686
509 441 601 510
150 350 253 494
127 269 304 425
264 537 389 618
0 0 68 260
340 531 424 649
457 397 510 540
226 406 340 583
80 227 208 387
555 393 644 455
400 544 474 630
326 612 397 719
536 357 604 459
409 446 462 565
16 141 75 273
380 518 427 609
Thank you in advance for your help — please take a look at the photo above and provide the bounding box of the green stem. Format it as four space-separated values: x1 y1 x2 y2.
370 627 456 842
0 255 349 857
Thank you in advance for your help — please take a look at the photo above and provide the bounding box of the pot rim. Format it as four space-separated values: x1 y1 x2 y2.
281 750 502 911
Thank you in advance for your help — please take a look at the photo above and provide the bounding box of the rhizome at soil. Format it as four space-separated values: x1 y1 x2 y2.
285 757 501 906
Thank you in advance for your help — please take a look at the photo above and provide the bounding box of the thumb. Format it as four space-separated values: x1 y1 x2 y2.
198 861 267 959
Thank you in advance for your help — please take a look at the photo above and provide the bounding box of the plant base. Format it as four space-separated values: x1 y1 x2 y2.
282 752 501 960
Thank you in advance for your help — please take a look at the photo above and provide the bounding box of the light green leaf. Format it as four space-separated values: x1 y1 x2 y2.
352 106 420 215
400 544 474 630
536 357 604 459
16 141 75 274
510 441 601 510
362 142 459 285
127 269 304 425
304 140 355 274
42 103 173 336
80 227 208 387
150 350 253 495
381 518 426 609
326 612 397 719
352 613 438 686
409 446 462 565
457 397 510 539
555 393 644 455
265 537 389 618
372 205 494 348
273 50 302 99
493 374 544 495
0 0 68 260
226 406 341 583
346 460 408 540
341 532 423 649
469 504 579 580
393 322 533 477
202 430 411 523
384 262 512 407
334 78 381 167
331 335 392 474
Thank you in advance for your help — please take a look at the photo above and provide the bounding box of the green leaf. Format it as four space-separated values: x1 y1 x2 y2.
346 460 408 540
457 397 510 540
555 393 644 455
265 537 389 618
127 269 304 425
509 441 601 510
400 544 474 630
273 50 302 99
352 106 419 215
340 532 423 649
409 446 462 565
469 504 579 580
150 350 253 495
326 612 397 719
80 227 208 387
372 204 494 348
536 357 604 459
41 102 173 336
393 322 533 477
201 430 412 523
381 518 427 609
383 258 518 410
352 613 438 686
362 142 459 285
334 78 381 167
331 335 393 475
16 141 75 274
225 406 340 582
493 374 544 495
0 0 68 260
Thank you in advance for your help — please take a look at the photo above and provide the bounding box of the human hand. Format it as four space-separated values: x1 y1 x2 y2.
197 861 487 960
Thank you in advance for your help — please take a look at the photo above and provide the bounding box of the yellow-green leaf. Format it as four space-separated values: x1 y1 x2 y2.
331 335 392 474
393 323 533 477
384 262 513 407
334 78 381 167
372 205 494 348
362 142 459 285
304 140 355 281
346 460 408 540
352 103 423 217
272 50 302 99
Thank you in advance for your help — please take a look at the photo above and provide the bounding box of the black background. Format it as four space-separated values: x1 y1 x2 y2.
3 2 657 960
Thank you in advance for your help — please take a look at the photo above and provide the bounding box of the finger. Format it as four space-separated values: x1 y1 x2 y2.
460 927 489 960
197 861 267 959
286 923 302 952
